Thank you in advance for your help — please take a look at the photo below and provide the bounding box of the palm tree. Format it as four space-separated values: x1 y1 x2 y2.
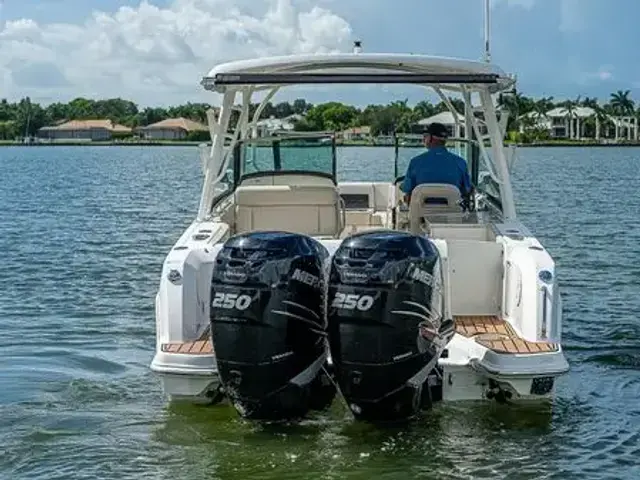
524 98 549 135
536 96 555 112
578 97 601 139
559 99 577 139
609 90 635 140
572 96 583 138
593 104 609 140
497 88 526 131
610 90 635 115
581 97 598 108
413 100 434 120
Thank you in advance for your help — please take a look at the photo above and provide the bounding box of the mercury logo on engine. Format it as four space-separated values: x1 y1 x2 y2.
292 268 320 287
340 270 369 283
331 292 375 311
211 292 252 310
223 269 248 283
411 268 434 286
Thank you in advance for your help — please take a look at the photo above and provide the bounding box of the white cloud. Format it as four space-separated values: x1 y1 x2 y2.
598 69 613 81
0 0 353 105
591 65 613 82
577 65 615 86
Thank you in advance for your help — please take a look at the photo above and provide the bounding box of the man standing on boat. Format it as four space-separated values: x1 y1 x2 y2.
401 122 473 207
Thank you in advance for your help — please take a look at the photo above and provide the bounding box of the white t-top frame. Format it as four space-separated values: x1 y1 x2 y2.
196 53 517 221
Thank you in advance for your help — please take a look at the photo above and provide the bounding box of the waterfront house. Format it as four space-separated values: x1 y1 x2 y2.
37 120 131 141
137 117 208 140
416 111 467 137
341 126 371 141
608 116 638 141
519 106 637 141
545 106 596 139
253 116 297 137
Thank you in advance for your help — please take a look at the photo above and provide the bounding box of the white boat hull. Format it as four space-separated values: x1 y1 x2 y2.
151 341 569 405
150 349 221 404
440 333 569 403
150 198 570 407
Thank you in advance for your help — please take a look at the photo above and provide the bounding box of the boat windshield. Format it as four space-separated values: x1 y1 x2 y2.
210 133 335 210
234 133 336 183
210 131 502 213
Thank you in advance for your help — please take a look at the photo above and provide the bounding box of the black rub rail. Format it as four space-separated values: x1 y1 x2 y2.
205 72 500 86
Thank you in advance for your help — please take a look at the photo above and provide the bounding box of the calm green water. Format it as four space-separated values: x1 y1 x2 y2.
0 145 639 480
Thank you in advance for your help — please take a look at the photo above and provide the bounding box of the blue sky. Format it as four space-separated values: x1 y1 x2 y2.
1 0 639 107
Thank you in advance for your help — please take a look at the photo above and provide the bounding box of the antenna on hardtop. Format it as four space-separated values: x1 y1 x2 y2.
483 0 491 62
353 40 363 54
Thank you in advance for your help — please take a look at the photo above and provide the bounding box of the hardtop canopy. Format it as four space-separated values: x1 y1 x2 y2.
201 53 515 94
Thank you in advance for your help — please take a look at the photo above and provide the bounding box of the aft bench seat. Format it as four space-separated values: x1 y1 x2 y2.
234 184 343 237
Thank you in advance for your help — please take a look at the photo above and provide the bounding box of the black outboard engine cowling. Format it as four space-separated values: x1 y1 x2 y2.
210 231 335 421
328 230 453 423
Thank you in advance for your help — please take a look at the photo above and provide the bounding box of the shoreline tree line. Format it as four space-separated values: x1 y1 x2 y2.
0 90 636 141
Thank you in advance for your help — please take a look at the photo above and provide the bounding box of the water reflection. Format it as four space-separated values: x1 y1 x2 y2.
153 399 557 479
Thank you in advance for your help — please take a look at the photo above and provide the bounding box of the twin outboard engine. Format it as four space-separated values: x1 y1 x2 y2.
327 230 454 423
209 231 335 421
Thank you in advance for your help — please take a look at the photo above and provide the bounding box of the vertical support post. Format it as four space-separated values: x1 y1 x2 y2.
479 88 516 220
465 91 498 183
463 88 474 164
393 132 399 179
197 90 235 220
249 87 279 138
433 86 461 126
239 88 252 139
272 140 282 171
331 134 337 182
484 0 491 63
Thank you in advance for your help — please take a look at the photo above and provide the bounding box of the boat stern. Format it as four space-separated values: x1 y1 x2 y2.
439 330 569 403
150 348 221 404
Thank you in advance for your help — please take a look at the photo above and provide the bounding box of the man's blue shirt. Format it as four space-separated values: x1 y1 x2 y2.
401 146 472 196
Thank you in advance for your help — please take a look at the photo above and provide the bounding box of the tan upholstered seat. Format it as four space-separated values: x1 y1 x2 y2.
409 183 463 234
234 184 342 237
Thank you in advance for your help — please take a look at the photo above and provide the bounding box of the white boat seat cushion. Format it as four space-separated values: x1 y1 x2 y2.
234 184 342 236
